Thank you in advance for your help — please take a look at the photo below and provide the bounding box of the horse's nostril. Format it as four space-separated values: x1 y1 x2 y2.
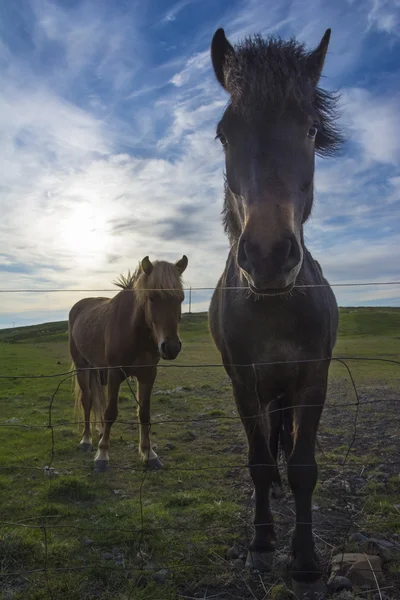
178 341 182 351
160 341 167 355
284 235 301 272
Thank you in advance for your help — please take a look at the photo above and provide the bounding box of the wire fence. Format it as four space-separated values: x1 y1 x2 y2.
0 280 400 292
0 285 399 599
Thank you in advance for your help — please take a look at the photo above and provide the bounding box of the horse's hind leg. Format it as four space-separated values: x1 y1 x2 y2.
76 369 93 452
95 369 107 437
268 397 285 498
287 372 327 598
251 392 291 505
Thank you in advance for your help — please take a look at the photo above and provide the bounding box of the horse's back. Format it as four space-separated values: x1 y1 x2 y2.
69 297 110 367
69 297 109 325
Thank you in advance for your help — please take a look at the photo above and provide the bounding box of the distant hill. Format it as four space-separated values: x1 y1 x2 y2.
0 308 399 344
0 313 209 344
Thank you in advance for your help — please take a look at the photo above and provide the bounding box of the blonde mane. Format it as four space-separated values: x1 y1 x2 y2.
113 261 184 305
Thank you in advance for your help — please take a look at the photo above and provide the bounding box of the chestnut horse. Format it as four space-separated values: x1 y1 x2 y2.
69 255 188 471
208 27 342 598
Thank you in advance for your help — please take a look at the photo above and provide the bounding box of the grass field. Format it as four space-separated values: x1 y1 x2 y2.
0 308 399 600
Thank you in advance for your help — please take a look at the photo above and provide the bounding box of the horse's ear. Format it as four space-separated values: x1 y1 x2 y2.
306 28 331 85
175 255 188 275
211 28 235 90
141 256 153 275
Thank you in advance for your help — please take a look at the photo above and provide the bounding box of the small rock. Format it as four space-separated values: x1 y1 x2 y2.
181 430 196 442
354 477 366 484
102 552 114 560
164 442 176 450
227 545 240 559
112 489 123 495
275 553 290 567
312 503 320 511
82 537 93 546
153 569 169 584
331 553 383 587
44 466 59 478
327 575 353 593
350 532 369 544
359 539 388 558
6 417 21 423
369 537 395 549
232 558 244 569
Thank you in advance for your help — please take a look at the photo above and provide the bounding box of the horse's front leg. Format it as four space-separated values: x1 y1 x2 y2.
234 382 278 571
94 369 123 472
287 375 328 598
137 367 162 470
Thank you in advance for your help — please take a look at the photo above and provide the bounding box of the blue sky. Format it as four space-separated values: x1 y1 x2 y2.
0 0 399 328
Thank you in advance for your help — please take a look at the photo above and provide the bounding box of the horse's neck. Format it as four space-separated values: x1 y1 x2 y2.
111 291 143 332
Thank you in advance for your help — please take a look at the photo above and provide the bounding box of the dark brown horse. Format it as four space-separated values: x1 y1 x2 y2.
208 28 342 598
69 255 188 471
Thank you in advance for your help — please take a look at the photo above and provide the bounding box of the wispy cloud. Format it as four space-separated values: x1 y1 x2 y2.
0 0 399 327
367 0 400 35
161 0 198 24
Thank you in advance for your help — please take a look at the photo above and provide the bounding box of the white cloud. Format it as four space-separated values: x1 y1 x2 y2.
161 0 196 24
170 51 210 87
367 0 400 35
342 88 400 164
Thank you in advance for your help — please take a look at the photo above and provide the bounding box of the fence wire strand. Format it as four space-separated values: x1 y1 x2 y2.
1 280 400 293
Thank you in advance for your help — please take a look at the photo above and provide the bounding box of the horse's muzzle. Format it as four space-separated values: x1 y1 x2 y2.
237 233 303 293
159 340 182 360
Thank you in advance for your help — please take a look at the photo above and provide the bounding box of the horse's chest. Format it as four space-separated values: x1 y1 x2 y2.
221 299 319 364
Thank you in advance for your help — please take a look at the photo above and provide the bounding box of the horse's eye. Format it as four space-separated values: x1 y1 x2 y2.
216 131 228 146
307 124 318 140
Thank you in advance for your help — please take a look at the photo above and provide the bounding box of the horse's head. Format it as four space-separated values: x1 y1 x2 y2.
211 28 341 294
138 255 188 360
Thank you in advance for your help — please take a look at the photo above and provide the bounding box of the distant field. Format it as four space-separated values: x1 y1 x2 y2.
0 308 399 599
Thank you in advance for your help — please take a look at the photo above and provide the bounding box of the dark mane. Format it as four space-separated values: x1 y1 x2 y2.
112 268 138 290
224 35 343 157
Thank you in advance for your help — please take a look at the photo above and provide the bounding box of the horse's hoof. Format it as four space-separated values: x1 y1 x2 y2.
146 457 163 470
94 460 109 472
245 550 274 571
79 442 93 452
291 578 327 599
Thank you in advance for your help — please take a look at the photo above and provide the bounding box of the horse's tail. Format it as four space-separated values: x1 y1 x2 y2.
89 370 107 434
279 405 294 463
71 360 82 430
71 361 107 434
278 407 324 458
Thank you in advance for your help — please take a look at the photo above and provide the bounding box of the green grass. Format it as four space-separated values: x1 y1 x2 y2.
0 308 399 599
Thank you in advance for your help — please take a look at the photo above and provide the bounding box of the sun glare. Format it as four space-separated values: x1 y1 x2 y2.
60 203 111 266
